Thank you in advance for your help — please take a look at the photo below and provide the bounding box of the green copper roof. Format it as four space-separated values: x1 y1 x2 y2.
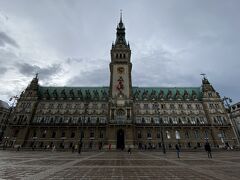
38 86 202 101
132 87 202 100
38 86 109 101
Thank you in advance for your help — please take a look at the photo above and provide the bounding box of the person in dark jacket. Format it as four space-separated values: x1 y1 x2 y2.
204 142 212 158
175 144 180 158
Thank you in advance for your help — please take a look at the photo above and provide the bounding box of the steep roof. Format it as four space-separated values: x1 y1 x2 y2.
132 87 202 101
37 86 202 101
38 86 109 101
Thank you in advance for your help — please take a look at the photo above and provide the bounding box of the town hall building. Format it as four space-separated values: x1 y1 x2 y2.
4 16 237 150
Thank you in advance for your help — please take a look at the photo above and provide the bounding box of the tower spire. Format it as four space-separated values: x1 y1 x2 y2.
120 9 123 23
115 10 127 46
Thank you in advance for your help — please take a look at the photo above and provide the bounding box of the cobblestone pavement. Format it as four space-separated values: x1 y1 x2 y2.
0 150 239 179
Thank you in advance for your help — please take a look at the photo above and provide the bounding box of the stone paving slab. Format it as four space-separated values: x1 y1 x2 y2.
0 166 47 180
0 150 239 179
74 159 175 166
46 167 219 180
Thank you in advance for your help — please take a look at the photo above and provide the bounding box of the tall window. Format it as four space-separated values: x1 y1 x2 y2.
99 131 104 138
204 130 209 139
147 131 152 138
175 130 181 140
194 130 199 139
71 132 75 138
90 131 94 138
157 132 161 139
52 132 56 138
166 131 171 139
137 131 142 139
185 131 190 139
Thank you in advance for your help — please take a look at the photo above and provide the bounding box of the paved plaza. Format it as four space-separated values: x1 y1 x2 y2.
0 150 239 180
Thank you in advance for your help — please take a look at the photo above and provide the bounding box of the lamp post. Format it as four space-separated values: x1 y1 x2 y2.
79 102 88 154
222 96 240 146
153 102 166 154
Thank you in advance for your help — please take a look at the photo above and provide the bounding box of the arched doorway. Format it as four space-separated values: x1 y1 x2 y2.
117 129 125 150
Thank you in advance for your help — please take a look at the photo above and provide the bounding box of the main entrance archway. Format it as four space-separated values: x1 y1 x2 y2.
117 129 125 150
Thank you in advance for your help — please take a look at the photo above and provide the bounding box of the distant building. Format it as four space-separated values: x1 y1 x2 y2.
0 100 10 142
230 102 240 143
4 16 238 150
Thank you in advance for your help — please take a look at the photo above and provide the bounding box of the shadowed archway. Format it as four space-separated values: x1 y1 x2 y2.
117 129 125 150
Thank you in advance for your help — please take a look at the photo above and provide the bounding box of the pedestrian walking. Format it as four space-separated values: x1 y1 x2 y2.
204 142 212 158
175 144 180 158
52 145 55 152
78 142 82 154
128 147 131 154
72 145 75 153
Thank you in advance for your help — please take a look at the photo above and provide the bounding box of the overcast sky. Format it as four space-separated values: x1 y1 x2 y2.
0 0 239 104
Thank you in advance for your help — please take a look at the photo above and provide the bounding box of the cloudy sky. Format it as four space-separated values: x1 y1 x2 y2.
0 0 239 104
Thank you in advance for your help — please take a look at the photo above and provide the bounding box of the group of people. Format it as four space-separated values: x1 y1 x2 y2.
175 142 212 158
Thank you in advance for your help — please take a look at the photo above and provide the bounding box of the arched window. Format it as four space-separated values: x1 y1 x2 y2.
117 109 125 116
120 54 122 58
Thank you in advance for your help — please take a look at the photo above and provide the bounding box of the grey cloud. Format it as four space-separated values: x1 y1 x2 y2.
0 67 7 75
0 0 239 103
0 32 19 48
68 67 109 86
17 63 62 80
65 57 84 64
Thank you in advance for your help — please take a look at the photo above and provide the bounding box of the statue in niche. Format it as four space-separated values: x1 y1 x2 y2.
116 76 124 93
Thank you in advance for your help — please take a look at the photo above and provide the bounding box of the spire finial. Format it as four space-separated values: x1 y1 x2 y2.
200 73 206 79
120 9 123 22
35 72 39 79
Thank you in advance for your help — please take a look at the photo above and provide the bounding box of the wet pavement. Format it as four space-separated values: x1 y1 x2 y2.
0 150 239 179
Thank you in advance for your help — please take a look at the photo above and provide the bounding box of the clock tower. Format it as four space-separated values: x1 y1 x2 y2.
110 14 132 101
108 13 134 149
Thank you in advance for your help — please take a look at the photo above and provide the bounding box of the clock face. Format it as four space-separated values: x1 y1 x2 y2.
117 67 124 74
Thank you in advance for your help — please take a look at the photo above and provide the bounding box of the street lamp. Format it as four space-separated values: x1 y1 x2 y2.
79 102 88 154
153 102 166 154
222 96 240 146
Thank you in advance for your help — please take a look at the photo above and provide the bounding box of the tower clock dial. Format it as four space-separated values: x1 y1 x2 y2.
117 67 124 74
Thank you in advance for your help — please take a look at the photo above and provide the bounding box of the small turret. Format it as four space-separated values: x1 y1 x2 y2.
27 73 39 91
202 77 215 92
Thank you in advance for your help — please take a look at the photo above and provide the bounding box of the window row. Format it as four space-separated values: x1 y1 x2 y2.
31 130 104 139
136 129 212 140
135 116 208 125
135 103 203 110
33 116 107 124
213 116 227 125
38 103 107 110
19 102 31 109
